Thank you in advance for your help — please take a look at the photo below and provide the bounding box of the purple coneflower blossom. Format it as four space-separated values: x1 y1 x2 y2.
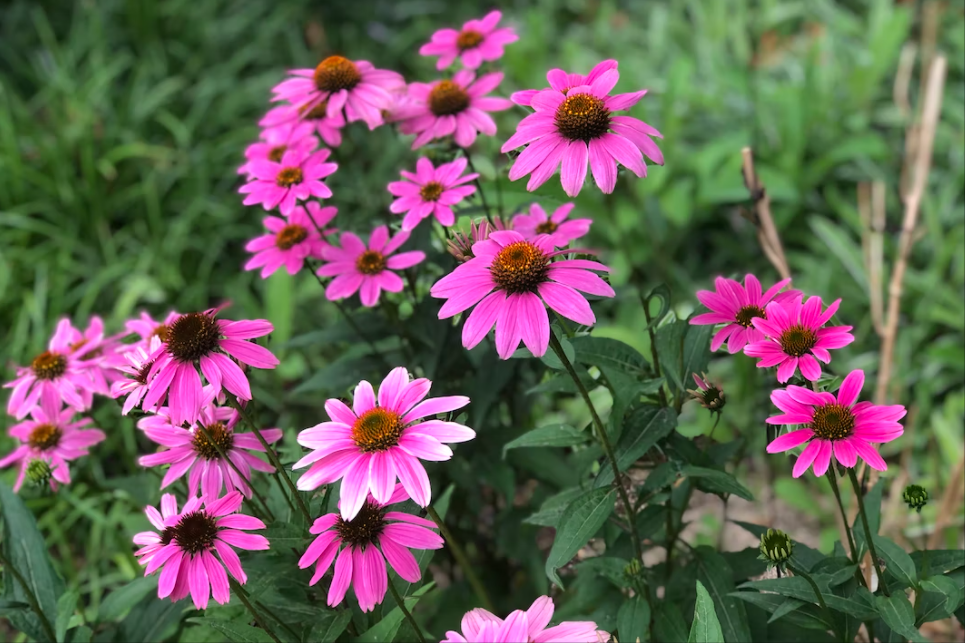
511 203 590 247
238 120 318 180
388 157 478 231
245 203 336 278
238 147 337 217
511 60 618 107
444 596 609 642
419 11 518 71
260 102 345 148
111 336 163 415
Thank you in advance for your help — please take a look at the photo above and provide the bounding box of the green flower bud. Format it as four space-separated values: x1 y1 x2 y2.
687 373 725 413
902 484 928 513
759 528 794 567
623 558 642 581
25 459 53 487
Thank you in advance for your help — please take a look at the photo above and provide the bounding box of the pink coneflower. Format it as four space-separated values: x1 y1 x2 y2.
388 157 478 231
430 230 614 359
64 315 123 388
316 226 425 307
0 397 105 492
111 336 163 415
501 66 663 197
689 275 800 354
4 319 105 419
511 203 590 247
142 307 278 426
395 71 512 149
511 60 618 107
270 56 404 130
744 295 855 383
245 203 336 278
238 148 337 217
237 120 317 180
133 491 269 610
125 311 181 344
259 102 346 149
766 369 905 477
419 10 519 71
137 394 282 498
293 366 473 519
443 596 609 643
298 483 442 612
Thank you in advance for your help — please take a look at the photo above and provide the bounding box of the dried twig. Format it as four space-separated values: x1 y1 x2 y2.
740 147 791 280
869 181 886 336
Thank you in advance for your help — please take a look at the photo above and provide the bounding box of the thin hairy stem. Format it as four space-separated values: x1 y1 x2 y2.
195 423 275 522
462 149 494 225
388 581 426 643
228 576 283 643
848 468 890 596
640 291 669 408
788 563 845 642
426 505 494 612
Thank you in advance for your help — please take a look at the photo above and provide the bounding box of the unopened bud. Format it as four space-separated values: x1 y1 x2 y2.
759 528 793 568
687 373 725 412
903 484 928 513
25 459 53 487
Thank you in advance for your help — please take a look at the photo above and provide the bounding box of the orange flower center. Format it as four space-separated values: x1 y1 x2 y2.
429 80 470 116
275 224 309 250
351 408 404 453
167 313 221 362
778 325 818 357
268 145 287 162
192 422 235 459
355 250 386 276
490 241 549 294
31 351 67 380
313 56 362 93
735 305 766 328
419 181 445 202
810 404 854 441
456 29 484 50
28 424 61 450
276 167 303 187
554 94 610 141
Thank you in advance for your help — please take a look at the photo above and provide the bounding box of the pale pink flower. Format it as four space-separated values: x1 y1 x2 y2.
237 120 318 180
137 394 282 498
511 60 619 107
0 396 105 492
419 10 518 71
444 596 609 642
430 230 614 359
238 147 337 216
298 483 442 612
270 56 404 130
142 306 278 426
133 491 269 610
317 226 425 307
501 65 663 197
395 71 512 149
388 157 478 231
766 370 905 477
689 275 800 354
511 203 590 247
293 366 473 520
110 336 163 415
245 203 336 278
259 101 345 148
744 295 855 383
125 311 181 344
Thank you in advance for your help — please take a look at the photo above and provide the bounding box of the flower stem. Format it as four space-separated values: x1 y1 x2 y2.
461 149 494 226
387 580 426 643
788 563 845 643
847 467 891 596
640 291 669 408
548 332 645 565
229 398 313 525
0 550 56 642
426 505 494 612
228 576 283 643
196 424 275 522
826 467 858 562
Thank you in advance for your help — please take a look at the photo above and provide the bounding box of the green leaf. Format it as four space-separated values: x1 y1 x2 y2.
682 466 754 501
655 321 687 392
545 487 617 588
875 594 927 642
917 576 964 624
693 546 752 642
644 285 672 330
97 576 159 622
353 582 433 642
729 592 833 631
187 618 275 643
653 601 689 642
0 481 65 642
67 625 92 643
308 610 352 642
767 597 807 624
852 479 884 557
575 557 630 589
618 595 651 643
524 487 587 528
689 580 725 643
872 535 918 589
502 424 590 457
120 591 187 642
570 335 650 374
56 589 78 643
397 485 453 598
539 333 575 370
595 406 676 487
737 576 878 620
911 550 965 576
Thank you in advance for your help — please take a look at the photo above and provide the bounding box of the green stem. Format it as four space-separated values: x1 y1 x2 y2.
462 149 494 225
827 467 858 562
788 563 845 643
229 398 313 525
196 424 274 522
228 577 283 643
255 598 301 641
848 468 891 596
548 332 645 565
0 550 56 642
426 505 494 612
387 581 426 643
640 291 669 408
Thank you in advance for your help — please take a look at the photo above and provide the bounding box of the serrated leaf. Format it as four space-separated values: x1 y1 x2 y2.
502 424 590 457
595 406 676 487
689 580 725 642
682 466 753 501
618 595 651 643
875 594 927 642
872 535 918 589
97 576 158 622
545 487 616 588
569 335 649 373
187 618 275 643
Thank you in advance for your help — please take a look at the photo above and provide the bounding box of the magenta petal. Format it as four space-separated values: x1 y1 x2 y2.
766 429 814 453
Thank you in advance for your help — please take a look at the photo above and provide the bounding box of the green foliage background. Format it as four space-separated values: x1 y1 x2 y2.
0 0 962 641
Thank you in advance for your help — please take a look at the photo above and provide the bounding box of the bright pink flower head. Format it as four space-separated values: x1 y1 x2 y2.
317 226 425 307
690 275 800 354
111 336 163 415
444 596 609 643
137 393 283 498
64 315 125 388
237 120 318 180
125 311 181 344
419 10 519 71
430 231 614 359
4 318 107 419
142 307 278 426
298 483 443 612
511 60 619 107
245 203 336 278
0 396 105 492
388 157 478 231
133 491 269 610
293 366 474 519
259 102 345 149
270 56 404 130
238 147 337 217
744 295 855 383
511 203 590 247
501 65 663 197
766 370 905 477
395 71 513 149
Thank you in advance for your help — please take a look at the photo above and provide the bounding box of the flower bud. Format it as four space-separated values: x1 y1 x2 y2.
759 528 793 567
902 484 928 513
687 373 725 412
25 459 53 488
